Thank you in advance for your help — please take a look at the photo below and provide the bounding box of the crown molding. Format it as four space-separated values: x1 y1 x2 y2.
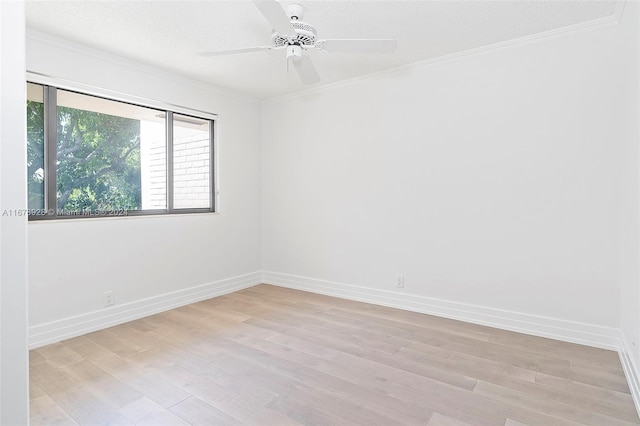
265 0 626 104
25 0 626 105
25 29 260 105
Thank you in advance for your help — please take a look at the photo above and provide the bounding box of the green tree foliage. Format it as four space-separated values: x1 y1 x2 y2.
26 100 45 210
26 101 142 212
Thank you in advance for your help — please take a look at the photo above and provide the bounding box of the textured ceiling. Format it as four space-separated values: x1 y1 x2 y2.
25 0 618 100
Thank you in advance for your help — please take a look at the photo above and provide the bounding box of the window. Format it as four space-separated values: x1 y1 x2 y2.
26 82 215 219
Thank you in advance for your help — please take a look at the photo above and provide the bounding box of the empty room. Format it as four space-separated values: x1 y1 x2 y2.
1 0 640 424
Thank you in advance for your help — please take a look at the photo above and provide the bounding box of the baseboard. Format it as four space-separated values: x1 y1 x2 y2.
262 271 620 350
29 271 262 349
620 332 640 416
30 269 622 352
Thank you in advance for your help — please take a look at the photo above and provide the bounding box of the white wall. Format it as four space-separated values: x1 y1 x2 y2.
27 32 262 344
618 1 640 408
262 16 632 343
0 0 29 423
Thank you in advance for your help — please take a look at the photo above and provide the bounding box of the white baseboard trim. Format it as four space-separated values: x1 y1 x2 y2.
31 269 622 353
262 271 620 351
619 332 640 416
29 271 262 349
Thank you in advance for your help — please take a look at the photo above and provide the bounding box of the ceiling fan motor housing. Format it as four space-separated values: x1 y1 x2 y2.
272 21 317 48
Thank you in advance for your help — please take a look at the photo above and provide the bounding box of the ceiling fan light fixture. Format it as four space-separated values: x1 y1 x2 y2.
286 45 303 62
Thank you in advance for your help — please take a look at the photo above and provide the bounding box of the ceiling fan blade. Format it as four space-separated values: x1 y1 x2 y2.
253 0 296 37
293 56 321 85
319 39 397 54
197 46 272 57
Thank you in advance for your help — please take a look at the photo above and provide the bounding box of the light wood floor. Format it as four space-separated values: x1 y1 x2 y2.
30 284 639 426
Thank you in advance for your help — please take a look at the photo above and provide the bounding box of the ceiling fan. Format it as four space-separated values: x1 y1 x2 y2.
197 0 397 85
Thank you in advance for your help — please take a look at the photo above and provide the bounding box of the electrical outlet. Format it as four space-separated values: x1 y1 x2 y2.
104 290 114 307
395 274 404 288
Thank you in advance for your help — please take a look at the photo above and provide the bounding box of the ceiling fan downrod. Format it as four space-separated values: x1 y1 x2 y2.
286 3 304 20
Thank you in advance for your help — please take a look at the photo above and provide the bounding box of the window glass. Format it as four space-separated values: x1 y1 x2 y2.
56 90 165 213
173 114 211 209
27 82 45 211
25 82 215 219
140 116 167 210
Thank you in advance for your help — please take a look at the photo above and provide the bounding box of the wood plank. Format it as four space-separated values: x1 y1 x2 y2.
474 380 638 426
30 394 79 426
212 335 435 424
62 336 192 409
119 397 190 426
505 419 530 426
168 396 241 426
60 360 143 409
428 412 476 426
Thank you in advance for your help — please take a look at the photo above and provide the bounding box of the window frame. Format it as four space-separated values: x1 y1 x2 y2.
26 75 218 221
